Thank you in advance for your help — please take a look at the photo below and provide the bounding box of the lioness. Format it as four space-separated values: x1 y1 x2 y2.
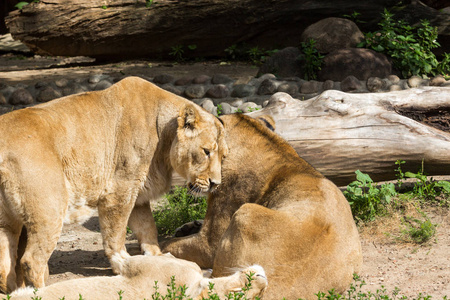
0 77 227 293
1 254 268 300
162 113 362 299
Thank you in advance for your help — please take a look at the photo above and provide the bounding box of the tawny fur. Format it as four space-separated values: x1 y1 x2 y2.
162 114 363 300
1 255 267 300
0 77 228 293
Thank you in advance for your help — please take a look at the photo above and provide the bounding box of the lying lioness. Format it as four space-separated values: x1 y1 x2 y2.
0 77 228 293
1 254 267 300
162 113 362 299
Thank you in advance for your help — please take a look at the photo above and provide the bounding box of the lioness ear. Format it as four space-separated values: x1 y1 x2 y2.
178 104 200 136
257 115 276 131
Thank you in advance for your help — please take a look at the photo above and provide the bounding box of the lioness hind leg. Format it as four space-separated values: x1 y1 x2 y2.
128 203 161 256
0 220 22 293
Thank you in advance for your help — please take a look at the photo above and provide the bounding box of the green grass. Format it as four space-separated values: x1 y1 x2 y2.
153 186 207 236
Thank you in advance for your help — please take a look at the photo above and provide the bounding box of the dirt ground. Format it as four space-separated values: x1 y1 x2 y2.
1 54 449 299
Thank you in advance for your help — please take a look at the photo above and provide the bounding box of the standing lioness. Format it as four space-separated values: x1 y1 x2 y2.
0 77 227 293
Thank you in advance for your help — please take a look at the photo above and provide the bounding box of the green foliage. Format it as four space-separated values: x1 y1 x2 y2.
342 11 366 24
150 274 257 300
344 170 397 222
153 186 207 235
169 45 198 62
358 9 444 78
403 160 450 200
437 53 450 78
224 44 277 65
299 39 324 81
15 0 39 9
401 209 437 244
216 104 223 116
146 0 154 8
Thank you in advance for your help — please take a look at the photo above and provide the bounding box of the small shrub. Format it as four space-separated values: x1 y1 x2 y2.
153 186 207 235
344 170 397 222
401 210 437 244
358 9 444 78
299 39 324 81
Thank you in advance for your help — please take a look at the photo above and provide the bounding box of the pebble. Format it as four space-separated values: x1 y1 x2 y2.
185 85 206 99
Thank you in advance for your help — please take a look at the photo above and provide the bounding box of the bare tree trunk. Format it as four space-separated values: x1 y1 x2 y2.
248 88 450 186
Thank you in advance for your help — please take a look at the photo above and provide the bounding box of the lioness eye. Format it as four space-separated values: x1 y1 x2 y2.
204 149 210 156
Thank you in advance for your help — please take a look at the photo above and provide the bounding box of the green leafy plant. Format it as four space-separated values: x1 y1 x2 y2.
15 0 39 9
153 186 207 235
299 39 324 81
437 53 450 78
344 170 397 222
169 45 185 62
400 209 437 244
216 104 223 116
342 11 366 24
146 0 153 8
358 9 443 78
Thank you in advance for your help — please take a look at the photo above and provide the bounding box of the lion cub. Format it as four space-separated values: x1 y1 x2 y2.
0 77 228 293
3 255 268 300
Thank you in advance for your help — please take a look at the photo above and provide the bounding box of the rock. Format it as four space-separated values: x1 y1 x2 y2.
319 48 392 81
257 47 303 78
341 76 363 92
300 17 364 53
430 75 446 86
206 85 230 98
88 74 104 84
367 77 384 92
55 78 69 88
184 85 206 99
0 93 6 105
387 75 400 84
231 84 256 98
0 86 15 102
237 102 261 113
323 80 335 91
212 74 233 84
408 76 428 88
193 75 211 84
231 99 244 107
161 84 183 96
277 82 299 96
153 74 175 84
36 86 62 102
174 76 194 86
389 84 403 91
257 79 279 95
62 83 87 96
301 81 321 94
94 80 113 91
10 88 34 105
217 102 233 115
199 99 215 114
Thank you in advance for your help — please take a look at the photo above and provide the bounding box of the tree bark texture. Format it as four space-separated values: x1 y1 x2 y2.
5 0 450 59
248 88 450 186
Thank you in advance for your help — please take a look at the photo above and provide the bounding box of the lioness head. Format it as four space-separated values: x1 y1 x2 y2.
170 104 228 194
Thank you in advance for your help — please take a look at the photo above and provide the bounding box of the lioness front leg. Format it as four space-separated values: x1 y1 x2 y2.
97 195 136 274
128 203 161 256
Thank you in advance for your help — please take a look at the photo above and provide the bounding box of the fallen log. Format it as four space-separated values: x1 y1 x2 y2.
247 87 450 186
5 0 450 59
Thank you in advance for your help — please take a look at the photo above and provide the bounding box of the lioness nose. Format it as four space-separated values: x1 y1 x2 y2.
209 179 220 189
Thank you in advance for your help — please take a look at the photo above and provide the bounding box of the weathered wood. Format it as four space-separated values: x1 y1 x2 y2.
5 0 450 59
248 88 450 186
